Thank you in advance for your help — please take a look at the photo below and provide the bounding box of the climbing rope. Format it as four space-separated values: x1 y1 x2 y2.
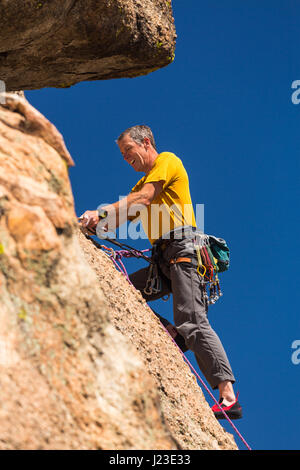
100 244 151 283
83 230 252 450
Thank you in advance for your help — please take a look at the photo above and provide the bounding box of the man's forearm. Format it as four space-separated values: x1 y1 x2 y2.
103 189 151 228
80 182 162 233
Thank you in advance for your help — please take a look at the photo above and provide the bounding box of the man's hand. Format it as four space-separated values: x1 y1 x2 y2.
78 210 99 231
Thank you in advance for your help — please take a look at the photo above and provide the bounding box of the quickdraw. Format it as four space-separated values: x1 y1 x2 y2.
143 240 165 297
193 233 223 306
144 262 162 296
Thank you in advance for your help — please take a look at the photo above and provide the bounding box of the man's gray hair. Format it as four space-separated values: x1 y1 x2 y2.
117 125 157 150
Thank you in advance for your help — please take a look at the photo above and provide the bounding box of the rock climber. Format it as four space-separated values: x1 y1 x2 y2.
79 125 242 420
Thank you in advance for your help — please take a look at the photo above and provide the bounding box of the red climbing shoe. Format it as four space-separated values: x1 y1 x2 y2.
212 395 243 420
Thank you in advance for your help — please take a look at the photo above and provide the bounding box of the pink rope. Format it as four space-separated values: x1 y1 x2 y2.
110 256 131 282
103 247 252 450
116 257 131 283
103 247 151 285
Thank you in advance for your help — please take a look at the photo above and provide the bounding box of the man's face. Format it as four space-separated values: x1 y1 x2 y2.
118 134 149 172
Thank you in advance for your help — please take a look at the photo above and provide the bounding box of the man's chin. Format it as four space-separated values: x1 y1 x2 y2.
130 162 144 172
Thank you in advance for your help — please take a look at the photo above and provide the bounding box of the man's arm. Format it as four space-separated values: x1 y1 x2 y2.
79 181 164 231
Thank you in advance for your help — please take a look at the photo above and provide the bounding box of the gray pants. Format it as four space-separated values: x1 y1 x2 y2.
129 236 235 390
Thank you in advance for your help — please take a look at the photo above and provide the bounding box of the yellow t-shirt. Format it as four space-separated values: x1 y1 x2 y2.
130 152 197 244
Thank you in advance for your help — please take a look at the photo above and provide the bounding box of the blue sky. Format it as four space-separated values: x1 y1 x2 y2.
27 1 299 450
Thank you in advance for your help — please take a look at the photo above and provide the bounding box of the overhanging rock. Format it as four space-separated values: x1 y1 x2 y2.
0 0 176 91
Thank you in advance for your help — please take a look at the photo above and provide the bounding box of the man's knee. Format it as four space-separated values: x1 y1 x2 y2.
152 310 189 353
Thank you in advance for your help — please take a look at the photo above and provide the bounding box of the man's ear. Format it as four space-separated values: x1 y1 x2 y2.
143 137 151 149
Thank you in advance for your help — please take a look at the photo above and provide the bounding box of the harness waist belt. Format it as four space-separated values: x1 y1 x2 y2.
169 257 205 272
170 257 192 265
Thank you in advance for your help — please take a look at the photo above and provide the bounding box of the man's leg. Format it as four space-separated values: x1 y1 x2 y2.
150 309 188 353
169 259 236 392
129 267 188 352
218 380 235 403
130 254 241 417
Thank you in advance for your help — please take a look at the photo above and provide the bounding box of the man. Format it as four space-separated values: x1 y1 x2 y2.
80 125 242 420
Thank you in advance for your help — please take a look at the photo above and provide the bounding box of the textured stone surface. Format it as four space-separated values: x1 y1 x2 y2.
0 0 176 91
0 96 238 449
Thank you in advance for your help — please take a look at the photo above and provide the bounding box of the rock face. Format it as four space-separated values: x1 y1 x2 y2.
0 95 238 450
0 0 176 91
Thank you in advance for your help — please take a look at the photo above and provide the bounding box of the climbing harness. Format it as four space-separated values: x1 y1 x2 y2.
81 223 229 305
